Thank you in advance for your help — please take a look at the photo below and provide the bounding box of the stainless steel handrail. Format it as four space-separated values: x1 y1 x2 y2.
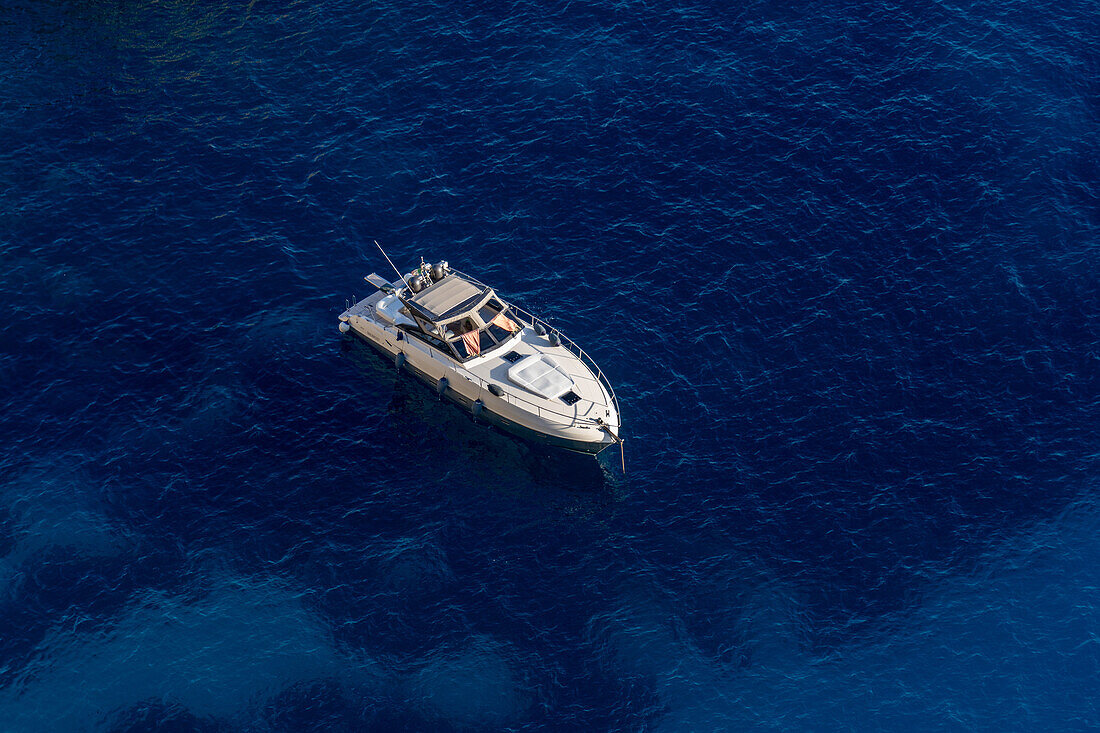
449 269 621 422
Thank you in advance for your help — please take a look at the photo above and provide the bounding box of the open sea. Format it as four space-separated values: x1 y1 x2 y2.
1 0 1097 730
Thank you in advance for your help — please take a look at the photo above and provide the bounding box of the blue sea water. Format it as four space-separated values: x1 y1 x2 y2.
0 0 1097 729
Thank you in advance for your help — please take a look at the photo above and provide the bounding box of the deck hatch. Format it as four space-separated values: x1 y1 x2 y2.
560 390 581 406
502 351 524 363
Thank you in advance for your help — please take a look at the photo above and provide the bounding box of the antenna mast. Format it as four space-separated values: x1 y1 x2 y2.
375 240 412 292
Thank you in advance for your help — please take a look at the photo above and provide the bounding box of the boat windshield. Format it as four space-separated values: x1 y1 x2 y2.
479 299 521 343
444 303 520 361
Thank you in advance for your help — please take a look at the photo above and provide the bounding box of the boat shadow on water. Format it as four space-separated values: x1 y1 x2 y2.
339 336 622 499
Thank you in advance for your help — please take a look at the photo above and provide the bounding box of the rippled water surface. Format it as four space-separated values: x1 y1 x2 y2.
1 0 1097 730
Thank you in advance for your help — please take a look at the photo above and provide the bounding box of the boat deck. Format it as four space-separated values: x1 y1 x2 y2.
465 328 614 425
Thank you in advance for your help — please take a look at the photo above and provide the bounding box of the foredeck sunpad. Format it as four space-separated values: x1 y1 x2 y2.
507 355 574 400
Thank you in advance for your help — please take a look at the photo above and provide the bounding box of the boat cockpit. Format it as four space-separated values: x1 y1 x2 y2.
376 266 522 363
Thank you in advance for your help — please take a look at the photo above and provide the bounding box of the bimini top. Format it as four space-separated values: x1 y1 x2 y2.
403 273 491 323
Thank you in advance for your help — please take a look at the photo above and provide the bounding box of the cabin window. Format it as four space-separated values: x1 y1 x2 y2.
478 330 494 351
487 322 514 342
399 325 449 352
478 302 501 324
448 328 503 360
452 338 472 359
441 310 514 360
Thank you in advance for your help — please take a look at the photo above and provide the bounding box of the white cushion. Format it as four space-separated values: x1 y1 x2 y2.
507 355 574 400
376 294 416 327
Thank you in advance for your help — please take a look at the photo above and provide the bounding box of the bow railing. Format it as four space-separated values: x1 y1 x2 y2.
449 269 621 424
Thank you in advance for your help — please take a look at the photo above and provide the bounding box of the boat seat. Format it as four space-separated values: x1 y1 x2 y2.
375 294 416 328
507 354 574 400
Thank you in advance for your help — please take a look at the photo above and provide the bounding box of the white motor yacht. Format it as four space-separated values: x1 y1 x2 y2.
338 259 622 456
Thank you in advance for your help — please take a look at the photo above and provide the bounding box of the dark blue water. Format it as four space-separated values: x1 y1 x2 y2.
1 0 1097 729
